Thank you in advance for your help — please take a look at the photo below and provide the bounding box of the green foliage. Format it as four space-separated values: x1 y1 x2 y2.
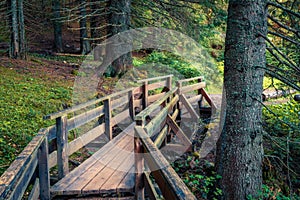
0 66 72 175
247 184 298 200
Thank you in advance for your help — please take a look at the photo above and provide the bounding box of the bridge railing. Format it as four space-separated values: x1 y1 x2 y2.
0 75 173 200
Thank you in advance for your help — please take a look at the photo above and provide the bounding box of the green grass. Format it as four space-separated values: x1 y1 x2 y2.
0 66 72 175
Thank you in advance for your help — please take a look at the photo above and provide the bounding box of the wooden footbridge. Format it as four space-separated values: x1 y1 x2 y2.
0 75 216 200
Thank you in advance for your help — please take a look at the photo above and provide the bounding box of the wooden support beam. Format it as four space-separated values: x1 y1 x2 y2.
142 81 148 109
135 127 196 200
144 172 160 200
134 130 145 200
200 88 217 112
180 94 199 120
38 137 50 199
166 115 192 152
128 90 135 120
104 98 112 140
56 115 69 179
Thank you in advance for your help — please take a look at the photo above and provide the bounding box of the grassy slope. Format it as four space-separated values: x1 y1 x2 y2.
0 65 73 175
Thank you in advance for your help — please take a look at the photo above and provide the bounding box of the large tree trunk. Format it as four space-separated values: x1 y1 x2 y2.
216 0 267 199
79 0 90 55
106 0 132 77
53 0 63 53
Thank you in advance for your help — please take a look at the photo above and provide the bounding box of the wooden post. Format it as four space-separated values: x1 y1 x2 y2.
176 81 182 126
134 128 145 200
166 76 172 91
198 78 203 109
56 115 69 179
38 137 50 199
128 90 135 120
142 81 148 109
104 98 112 140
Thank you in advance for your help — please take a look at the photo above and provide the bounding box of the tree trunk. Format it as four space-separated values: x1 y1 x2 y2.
216 0 267 199
53 0 63 53
18 0 26 59
79 0 90 55
107 0 132 77
10 0 19 58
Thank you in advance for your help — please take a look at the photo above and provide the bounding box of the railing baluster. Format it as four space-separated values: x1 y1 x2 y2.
38 137 50 199
104 98 112 140
56 115 69 179
128 90 135 120
142 81 148 109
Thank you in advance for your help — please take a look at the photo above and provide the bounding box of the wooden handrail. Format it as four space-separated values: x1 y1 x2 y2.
177 76 203 83
135 74 173 83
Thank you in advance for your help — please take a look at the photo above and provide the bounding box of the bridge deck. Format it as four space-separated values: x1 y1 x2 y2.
51 123 135 197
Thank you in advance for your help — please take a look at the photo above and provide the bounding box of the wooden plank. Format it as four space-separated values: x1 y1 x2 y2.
99 152 134 193
180 94 199 120
117 166 135 193
154 125 168 148
56 115 69 179
144 94 179 136
66 105 104 131
135 75 173 83
135 87 177 121
44 88 134 120
38 137 50 199
51 124 135 196
147 80 167 91
111 109 129 126
181 82 206 94
128 90 135 120
166 76 172 91
68 124 105 155
111 95 129 110
166 115 192 152
28 178 39 200
177 76 203 84
135 127 196 200
81 135 134 194
148 92 166 104
200 88 217 111
104 98 112 140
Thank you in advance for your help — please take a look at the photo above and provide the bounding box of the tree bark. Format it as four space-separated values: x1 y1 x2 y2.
107 0 132 77
53 0 63 53
216 0 267 199
9 0 19 58
79 0 90 55
18 0 26 59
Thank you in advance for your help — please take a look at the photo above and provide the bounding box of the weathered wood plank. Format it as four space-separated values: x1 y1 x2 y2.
142 81 148 109
187 95 202 104
56 115 69 179
180 94 199 120
144 172 160 200
38 137 50 199
154 125 168 148
135 87 177 121
111 95 129 109
66 105 104 131
147 81 167 91
144 94 179 136
44 88 134 120
51 123 135 196
177 76 203 84
135 127 196 200
117 166 135 193
148 92 166 104
135 75 173 83
181 82 206 94
81 135 134 194
128 90 135 120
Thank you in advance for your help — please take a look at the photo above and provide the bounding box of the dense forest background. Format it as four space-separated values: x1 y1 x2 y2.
0 0 299 199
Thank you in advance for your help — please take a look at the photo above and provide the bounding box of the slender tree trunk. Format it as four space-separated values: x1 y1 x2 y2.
79 0 90 55
10 0 19 58
18 0 26 59
107 0 132 77
53 0 63 52
216 0 267 199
